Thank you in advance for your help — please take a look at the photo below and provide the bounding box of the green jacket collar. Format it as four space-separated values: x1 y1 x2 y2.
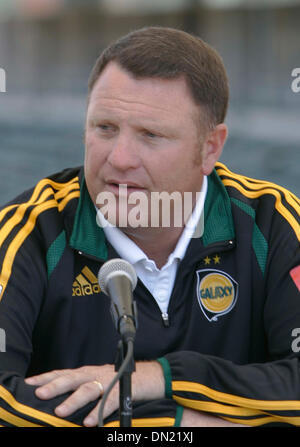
70 169 235 260
203 168 235 246
69 177 107 260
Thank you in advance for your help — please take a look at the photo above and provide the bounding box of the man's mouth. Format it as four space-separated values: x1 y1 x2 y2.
104 181 146 195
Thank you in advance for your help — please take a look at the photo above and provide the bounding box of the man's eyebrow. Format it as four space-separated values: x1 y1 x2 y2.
88 109 174 126
88 115 176 135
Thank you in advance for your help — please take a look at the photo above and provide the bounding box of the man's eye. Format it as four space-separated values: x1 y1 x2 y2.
144 130 159 139
98 124 112 131
96 124 117 136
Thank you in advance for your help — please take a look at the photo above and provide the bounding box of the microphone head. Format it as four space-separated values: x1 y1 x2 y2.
98 258 138 295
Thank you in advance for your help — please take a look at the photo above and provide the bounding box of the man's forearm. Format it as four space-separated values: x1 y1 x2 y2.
132 361 165 402
180 408 246 427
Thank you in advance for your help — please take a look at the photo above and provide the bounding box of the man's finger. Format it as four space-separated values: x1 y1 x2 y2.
83 401 101 427
55 381 103 418
25 369 66 387
83 384 119 426
34 370 89 399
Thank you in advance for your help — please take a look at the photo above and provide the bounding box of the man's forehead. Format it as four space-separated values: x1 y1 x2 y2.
88 95 175 117
88 62 198 118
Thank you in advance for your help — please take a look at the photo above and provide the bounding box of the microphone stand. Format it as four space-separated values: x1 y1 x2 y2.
115 335 135 427
105 275 138 427
97 261 138 428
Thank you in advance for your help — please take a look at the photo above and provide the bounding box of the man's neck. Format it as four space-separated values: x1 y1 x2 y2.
97 176 208 270
121 226 184 269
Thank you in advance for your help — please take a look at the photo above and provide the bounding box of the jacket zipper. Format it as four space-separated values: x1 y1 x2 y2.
161 312 170 328
77 249 173 327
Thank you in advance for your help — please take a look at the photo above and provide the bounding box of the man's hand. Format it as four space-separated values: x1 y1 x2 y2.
25 365 118 426
25 361 165 427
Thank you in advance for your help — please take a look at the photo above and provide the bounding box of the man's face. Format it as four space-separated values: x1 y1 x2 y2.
84 62 206 232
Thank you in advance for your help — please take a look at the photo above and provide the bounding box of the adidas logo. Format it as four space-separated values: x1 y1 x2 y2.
72 266 101 297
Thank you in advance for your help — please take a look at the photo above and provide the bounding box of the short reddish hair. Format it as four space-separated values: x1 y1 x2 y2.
88 26 229 130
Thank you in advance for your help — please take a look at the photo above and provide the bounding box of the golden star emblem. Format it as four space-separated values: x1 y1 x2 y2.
213 255 221 264
204 256 211 265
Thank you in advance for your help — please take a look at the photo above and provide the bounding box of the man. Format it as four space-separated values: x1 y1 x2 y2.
0 26 299 427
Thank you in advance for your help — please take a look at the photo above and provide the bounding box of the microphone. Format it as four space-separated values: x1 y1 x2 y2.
98 259 138 342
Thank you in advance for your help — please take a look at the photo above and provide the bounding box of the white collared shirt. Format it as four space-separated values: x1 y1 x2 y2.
96 177 207 317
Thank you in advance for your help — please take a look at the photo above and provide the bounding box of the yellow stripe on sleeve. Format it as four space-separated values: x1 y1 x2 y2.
54 181 80 201
0 385 80 427
216 162 300 209
172 381 300 412
0 188 79 301
0 176 79 224
104 417 176 427
221 415 277 426
0 187 54 250
0 177 79 252
172 395 264 417
222 413 300 426
0 407 43 427
58 190 80 212
221 179 300 241
0 179 51 224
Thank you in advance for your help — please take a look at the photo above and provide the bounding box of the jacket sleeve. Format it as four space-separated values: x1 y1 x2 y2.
0 201 182 427
0 199 84 427
157 203 300 427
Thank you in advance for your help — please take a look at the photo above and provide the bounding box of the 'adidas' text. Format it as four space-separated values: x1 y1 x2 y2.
72 266 101 297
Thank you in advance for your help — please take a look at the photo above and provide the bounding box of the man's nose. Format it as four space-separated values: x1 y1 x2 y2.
107 133 140 171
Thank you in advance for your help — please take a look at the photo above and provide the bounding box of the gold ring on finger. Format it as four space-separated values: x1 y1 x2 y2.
93 380 104 396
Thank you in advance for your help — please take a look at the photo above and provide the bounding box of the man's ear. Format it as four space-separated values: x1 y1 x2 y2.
201 123 228 175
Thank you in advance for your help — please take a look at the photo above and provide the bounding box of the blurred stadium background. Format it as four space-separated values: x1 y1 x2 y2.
0 0 299 205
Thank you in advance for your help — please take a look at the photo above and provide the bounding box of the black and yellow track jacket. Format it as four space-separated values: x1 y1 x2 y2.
0 162 299 427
